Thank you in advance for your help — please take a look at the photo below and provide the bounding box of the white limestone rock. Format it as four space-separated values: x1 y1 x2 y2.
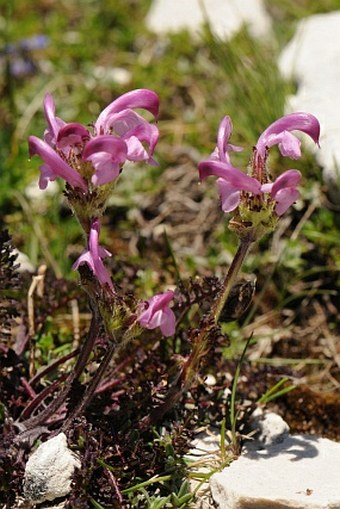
25 178 59 202
246 407 290 449
210 434 340 509
24 433 81 504
145 0 272 41
279 12 340 203
185 428 223 509
13 249 35 273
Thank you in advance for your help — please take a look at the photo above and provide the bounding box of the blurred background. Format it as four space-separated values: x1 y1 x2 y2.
1 0 339 394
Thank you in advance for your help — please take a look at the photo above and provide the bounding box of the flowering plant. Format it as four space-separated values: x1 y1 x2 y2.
20 92 320 454
21 90 176 433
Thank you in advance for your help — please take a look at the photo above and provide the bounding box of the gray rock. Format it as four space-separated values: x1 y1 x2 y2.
210 434 340 509
279 12 340 203
24 433 81 504
145 0 272 41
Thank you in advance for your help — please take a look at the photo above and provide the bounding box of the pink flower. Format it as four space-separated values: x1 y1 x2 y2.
83 136 128 186
93 89 159 166
137 290 176 337
72 218 113 291
260 169 301 216
256 112 320 159
198 112 320 216
29 89 160 190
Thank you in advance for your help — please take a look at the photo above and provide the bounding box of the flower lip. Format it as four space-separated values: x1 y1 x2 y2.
83 135 128 161
260 169 302 216
137 290 176 337
198 160 262 194
83 135 129 186
271 169 301 197
28 135 87 191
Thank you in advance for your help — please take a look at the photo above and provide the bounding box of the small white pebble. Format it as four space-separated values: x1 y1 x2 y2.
204 374 217 386
24 433 81 504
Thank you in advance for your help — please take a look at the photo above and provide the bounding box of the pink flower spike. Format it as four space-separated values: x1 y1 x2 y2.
43 93 65 147
29 136 87 191
137 290 176 337
256 112 321 158
83 135 128 186
95 89 160 132
72 218 114 290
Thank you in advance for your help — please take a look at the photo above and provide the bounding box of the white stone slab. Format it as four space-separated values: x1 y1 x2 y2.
279 12 340 203
210 434 340 509
145 0 272 41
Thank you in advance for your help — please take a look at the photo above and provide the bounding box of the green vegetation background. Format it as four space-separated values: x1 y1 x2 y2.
1 0 339 369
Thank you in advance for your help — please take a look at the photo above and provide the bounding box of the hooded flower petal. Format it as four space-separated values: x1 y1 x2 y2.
72 218 113 290
29 136 87 191
56 122 90 150
83 135 128 186
43 93 65 147
256 112 320 158
211 116 243 164
137 290 176 337
95 89 159 133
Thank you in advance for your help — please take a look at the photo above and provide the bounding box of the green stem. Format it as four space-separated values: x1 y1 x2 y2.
140 234 255 429
212 235 254 323
61 321 139 430
62 338 117 431
18 305 100 430
229 334 252 454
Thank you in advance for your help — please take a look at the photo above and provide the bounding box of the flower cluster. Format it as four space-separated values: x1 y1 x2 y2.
29 93 321 338
29 89 159 191
71 218 176 335
29 90 178 337
198 113 320 235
